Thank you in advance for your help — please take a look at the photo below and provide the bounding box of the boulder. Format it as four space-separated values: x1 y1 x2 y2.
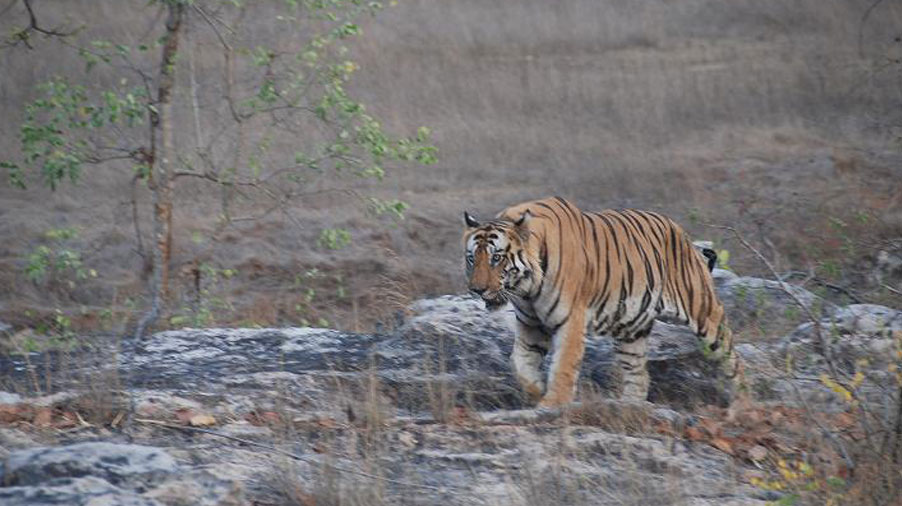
4 288 875 505
119 295 734 416
2 442 177 488
713 269 836 330
0 476 160 506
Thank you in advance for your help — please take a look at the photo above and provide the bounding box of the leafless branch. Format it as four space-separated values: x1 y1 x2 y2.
707 224 841 380
22 0 66 35
780 271 863 304
193 3 244 124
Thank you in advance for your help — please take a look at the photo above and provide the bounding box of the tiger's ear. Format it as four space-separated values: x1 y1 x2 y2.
464 211 480 228
513 210 531 238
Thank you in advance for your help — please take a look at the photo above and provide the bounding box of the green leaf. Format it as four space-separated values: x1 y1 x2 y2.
1 161 25 189
317 228 351 250
826 476 846 489
775 494 799 506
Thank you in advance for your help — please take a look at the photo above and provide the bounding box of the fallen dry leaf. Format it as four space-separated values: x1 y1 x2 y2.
712 437 734 455
188 414 217 427
174 408 195 425
748 445 768 462
33 407 53 427
685 427 707 441
698 417 723 437
0 404 28 423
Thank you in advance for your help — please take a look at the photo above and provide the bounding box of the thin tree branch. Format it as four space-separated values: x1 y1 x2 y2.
779 271 863 304
22 0 76 37
707 224 841 381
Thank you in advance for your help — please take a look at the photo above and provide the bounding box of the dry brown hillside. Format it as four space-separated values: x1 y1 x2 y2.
0 0 900 332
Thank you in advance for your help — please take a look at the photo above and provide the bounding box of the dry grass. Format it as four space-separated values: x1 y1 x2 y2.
3 0 900 336
568 387 653 436
266 456 388 506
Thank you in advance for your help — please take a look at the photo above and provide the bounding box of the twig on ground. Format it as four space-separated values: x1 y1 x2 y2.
882 283 902 297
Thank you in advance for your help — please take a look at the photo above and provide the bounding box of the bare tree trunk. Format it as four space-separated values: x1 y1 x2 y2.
155 2 183 300
136 1 184 339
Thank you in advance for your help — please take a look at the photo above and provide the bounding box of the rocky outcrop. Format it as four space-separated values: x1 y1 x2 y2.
0 442 241 506
711 269 836 330
1 276 899 505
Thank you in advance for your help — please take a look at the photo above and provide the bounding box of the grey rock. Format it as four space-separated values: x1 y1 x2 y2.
4 287 886 506
115 295 733 414
715 273 835 330
0 429 35 460
872 247 902 288
0 443 244 506
2 442 177 489
711 267 739 290
0 391 22 405
0 476 160 506
830 304 902 336
145 470 244 506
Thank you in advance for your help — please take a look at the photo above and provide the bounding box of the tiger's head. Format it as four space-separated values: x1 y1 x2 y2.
462 210 542 311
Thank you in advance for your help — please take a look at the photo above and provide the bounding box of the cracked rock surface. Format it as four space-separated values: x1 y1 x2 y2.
2 273 900 505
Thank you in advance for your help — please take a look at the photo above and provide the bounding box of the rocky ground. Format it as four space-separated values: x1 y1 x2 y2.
1 270 901 505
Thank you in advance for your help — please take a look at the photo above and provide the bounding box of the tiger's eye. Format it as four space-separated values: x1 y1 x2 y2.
492 254 502 263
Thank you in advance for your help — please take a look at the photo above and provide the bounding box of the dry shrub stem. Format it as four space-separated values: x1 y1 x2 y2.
708 224 840 379
708 224 856 472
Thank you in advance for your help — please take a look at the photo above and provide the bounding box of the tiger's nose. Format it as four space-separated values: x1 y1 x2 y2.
470 287 486 295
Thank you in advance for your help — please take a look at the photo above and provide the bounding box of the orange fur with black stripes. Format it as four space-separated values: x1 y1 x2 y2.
463 197 741 407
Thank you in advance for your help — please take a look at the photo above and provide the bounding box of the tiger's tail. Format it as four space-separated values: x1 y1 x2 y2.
674 233 744 389
699 301 742 381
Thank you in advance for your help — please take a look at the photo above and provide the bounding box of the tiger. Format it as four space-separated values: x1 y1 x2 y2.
463 196 742 408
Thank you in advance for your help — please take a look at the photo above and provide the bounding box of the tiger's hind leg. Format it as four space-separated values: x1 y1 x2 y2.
511 321 550 403
615 325 653 401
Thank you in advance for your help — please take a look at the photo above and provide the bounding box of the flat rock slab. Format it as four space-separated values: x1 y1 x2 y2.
0 476 160 506
2 442 177 488
5 289 898 505
0 442 243 506
115 295 733 414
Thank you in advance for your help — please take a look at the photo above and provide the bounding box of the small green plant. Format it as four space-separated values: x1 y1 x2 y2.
169 263 238 327
717 248 732 271
24 227 96 290
290 268 335 327
367 197 409 220
317 228 352 250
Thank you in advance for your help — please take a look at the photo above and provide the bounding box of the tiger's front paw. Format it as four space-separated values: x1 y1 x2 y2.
536 394 571 409
521 381 545 404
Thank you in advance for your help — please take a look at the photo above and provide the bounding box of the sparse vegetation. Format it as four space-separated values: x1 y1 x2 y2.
0 0 901 505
